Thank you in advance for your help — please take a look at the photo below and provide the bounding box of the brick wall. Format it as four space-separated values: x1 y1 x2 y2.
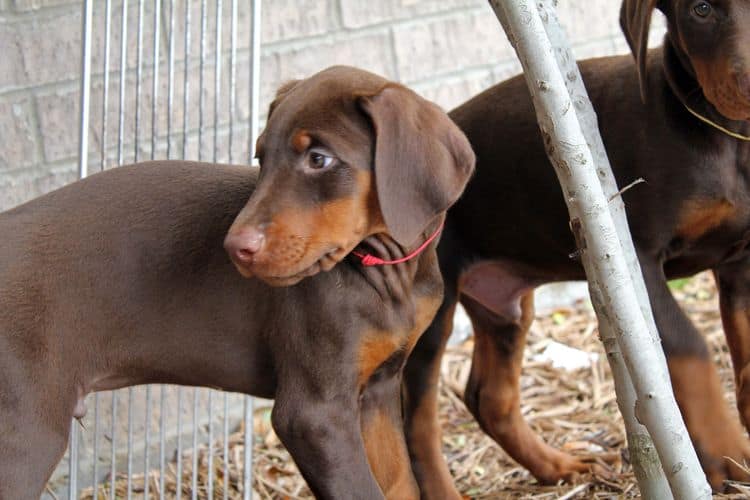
0 0 665 211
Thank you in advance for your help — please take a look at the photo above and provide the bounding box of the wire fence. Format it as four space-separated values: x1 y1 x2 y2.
46 1 263 498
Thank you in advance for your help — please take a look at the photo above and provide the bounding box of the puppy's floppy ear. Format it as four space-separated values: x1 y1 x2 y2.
620 0 660 102
358 85 475 246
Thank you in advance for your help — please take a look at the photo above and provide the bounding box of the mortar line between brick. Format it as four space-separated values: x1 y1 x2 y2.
408 62 515 90
260 4 485 55
400 33 624 89
0 46 254 101
338 3 485 32
2 3 492 102
0 27 628 101
27 113 257 175
3 2 80 23
6 4 441 98
2 157 76 179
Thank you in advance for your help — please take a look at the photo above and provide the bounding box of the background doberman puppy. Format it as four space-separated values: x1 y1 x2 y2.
0 66 474 499
402 0 750 495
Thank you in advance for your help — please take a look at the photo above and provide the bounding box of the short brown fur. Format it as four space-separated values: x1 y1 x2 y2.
404 0 750 493
0 66 475 499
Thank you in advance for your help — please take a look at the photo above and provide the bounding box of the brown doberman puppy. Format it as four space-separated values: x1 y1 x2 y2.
0 66 474 499
402 0 750 494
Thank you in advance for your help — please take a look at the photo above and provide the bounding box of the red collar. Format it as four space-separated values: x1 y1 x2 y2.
351 222 444 267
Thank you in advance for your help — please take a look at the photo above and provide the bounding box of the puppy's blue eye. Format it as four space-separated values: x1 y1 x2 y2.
693 1 712 17
309 151 334 169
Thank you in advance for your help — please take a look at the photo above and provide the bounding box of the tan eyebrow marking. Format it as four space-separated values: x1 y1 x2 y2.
291 130 312 153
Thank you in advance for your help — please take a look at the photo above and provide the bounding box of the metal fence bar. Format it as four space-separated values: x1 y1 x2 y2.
223 395 230 500
151 0 161 160
70 1 93 493
144 385 153 498
191 388 199 500
178 5 191 495
62 2 265 497
117 0 128 166
77 0 93 180
248 0 261 164
112 2 127 494
110 392 118 499
129 6 146 494
127 387 134 500
197 0 211 490
208 391 214 500
134 0 144 163
165 9 177 499
244 2 262 498
228 0 237 166
166 0 176 161
176 388 184 500
182 0 191 160
226 4 238 494
69 422 79 499
208 7 222 493
92 394 100 496
100 0 112 171
198 0 207 162
213 0 222 164
242 398 252 499
159 386 167 499
142 6 160 498
94 0 111 483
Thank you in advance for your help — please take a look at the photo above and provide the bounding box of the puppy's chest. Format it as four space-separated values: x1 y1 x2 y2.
355 293 442 388
669 192 750 269
671 149 750 231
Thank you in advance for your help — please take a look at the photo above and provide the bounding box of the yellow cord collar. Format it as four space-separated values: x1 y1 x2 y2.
683 103 750 142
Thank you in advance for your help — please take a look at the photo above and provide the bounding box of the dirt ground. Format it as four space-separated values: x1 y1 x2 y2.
82 272 750 499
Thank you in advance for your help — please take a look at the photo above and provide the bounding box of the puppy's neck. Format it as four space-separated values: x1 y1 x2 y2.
349 216 444 304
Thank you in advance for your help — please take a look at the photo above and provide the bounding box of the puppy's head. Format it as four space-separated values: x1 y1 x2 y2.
224 66 475 286
621 0 750 120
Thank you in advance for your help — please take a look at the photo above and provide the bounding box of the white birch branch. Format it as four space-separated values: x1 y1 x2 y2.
536 2 670 497
487 1 711 498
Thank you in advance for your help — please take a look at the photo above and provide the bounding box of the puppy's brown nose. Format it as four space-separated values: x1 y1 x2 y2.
224 227 265 264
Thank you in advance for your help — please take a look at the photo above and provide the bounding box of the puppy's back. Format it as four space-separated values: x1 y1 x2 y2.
0 162 258 335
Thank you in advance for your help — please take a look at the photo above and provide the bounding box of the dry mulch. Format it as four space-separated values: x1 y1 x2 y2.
81 272 750 499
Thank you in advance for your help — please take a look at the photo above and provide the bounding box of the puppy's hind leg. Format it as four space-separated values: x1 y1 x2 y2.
460 262 593 484
641 259 750 490
714 256 750 434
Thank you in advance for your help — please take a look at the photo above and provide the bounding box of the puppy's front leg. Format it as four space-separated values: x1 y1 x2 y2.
272 386 384 500
361 371 419 500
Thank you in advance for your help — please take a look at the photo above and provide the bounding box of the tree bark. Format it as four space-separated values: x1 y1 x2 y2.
487 1 711 498
536 2 671 498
